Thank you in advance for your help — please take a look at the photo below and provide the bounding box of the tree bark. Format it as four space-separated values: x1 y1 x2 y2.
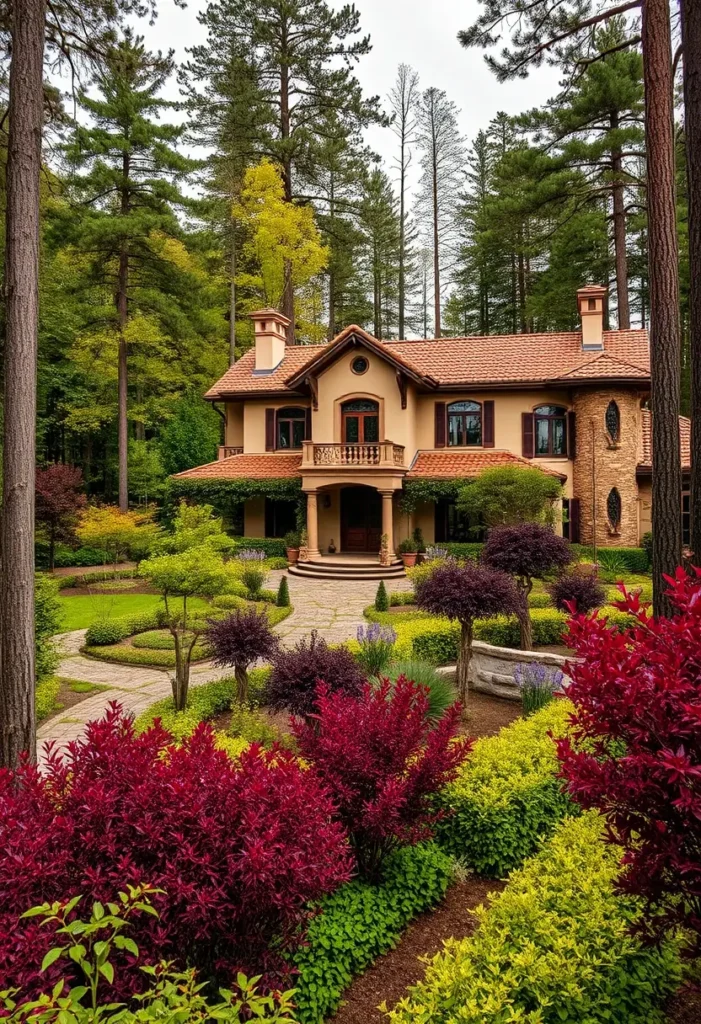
610 111 631 330
0 0 47 768
229 217 237 365
456 619 472 718
682 0 701 562
642 0 683 616
234 664 248 705
117 150 130 512
279 37 295 343
517 590 533 651
432 135 441 338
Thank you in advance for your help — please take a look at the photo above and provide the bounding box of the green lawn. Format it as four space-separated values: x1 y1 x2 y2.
57 593 212 632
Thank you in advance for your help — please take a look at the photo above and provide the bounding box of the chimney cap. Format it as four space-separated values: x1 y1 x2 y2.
249 308 291 327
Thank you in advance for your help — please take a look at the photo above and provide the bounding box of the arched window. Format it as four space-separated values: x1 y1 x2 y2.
448 401 482 447
533 405 567 457
605 400 620 443
342 399 379 443
607 487 622 531
277 407 306 449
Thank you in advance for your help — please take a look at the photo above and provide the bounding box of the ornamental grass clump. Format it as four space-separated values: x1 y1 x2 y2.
206 607 280 704
415 561 519 712
483 523 572 650
293 678 468 881
265 630 365 718
515 661 563 716
356 622 396 676
557 567 701 953
381 659 457 722
0 703 352 998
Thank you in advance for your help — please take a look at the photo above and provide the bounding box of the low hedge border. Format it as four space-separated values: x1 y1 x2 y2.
389 812 684 1024
436 700 574 875
292 842 454 1024
84 610 164 646
571 543 649 573
231 537 287 558
83 643 211 668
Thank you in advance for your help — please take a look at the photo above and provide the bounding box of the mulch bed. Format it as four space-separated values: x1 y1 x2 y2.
666 985 701 1023
329 876 505 1024
460 689 522 737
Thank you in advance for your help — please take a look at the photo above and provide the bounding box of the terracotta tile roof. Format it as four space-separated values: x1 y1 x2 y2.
204 346 326 399
639 411 691 470
407 449 567 480
173 453 303 480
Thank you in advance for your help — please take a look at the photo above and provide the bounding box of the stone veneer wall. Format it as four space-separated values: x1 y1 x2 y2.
572 388 643 547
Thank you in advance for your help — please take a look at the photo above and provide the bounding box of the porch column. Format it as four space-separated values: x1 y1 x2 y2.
306 490 320 559
380 490 395 559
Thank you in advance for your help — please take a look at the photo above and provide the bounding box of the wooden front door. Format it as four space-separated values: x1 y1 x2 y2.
341 487 382 553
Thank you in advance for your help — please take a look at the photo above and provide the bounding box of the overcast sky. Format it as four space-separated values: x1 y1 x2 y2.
136 0 563 194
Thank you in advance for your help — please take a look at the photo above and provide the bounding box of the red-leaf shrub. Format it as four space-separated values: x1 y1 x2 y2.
556 567 701 947
265 629 366 718
292 678 469 880
483 524 572 650
206 606 280 703
0 703 352 998
548 569 606 614
415 560 519 708
35 463 86 571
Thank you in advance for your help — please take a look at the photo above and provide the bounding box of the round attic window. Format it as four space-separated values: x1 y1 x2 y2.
352 355 369 375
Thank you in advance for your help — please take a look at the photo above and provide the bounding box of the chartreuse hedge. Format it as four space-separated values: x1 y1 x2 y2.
292 842 453 1024
389 812 684 1024
436 700 573 875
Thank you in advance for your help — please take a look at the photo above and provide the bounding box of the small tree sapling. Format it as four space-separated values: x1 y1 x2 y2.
207 606 280 704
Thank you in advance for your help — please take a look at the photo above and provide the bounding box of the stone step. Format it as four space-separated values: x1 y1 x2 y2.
288 559 405 581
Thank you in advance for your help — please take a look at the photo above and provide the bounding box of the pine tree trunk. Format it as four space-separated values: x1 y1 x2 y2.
682 0 701 561
398 145 406 340
642 0 683 616
0 0 47 768
456 619 472 718
117 150 130 512
229 218 237 365
432 140 441 338
279 46 295 343
610 111 631 330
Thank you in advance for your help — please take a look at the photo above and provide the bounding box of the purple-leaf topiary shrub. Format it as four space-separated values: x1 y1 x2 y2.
549 569 606 614
206 607 280 703
415 561 519 712
265 630 365 718
483 523 572 650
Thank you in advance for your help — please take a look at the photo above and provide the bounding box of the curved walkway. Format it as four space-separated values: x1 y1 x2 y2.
39 570 412 757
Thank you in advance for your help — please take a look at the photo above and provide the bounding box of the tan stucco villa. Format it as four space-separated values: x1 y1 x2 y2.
175 285 690 568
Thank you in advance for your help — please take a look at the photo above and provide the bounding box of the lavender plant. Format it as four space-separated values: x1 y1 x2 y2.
425 546 449 561
238 549 267 597
515 661 564 717
356 622 397 677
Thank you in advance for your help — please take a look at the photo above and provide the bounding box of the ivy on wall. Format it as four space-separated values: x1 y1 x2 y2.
399 478 470 514
164 478 305 530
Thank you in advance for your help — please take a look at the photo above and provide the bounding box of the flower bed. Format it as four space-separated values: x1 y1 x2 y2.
435 700 573 875
389 812 684 1024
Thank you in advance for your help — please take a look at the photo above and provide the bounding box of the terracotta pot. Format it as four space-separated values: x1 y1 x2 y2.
286 547 299 565
401 552 418 568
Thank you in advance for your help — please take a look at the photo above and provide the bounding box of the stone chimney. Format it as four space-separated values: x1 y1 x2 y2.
251 308 291 372
577 285 607 351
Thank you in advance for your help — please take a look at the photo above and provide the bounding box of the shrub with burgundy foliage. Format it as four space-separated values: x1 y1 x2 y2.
265 629 365 718
548 568 606 614
292 677 469 880
0 703 352 998
415 560 519 711
206 606 280 704
36 464 87 571
557 567 701 949
483 524 572 650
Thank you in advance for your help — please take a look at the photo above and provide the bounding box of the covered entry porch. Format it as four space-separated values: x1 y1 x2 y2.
301 476 406 561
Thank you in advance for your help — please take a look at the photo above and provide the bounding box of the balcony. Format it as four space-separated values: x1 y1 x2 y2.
218 445 243 460
301 440 405 469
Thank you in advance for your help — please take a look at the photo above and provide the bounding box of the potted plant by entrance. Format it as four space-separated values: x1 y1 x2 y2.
284 530 301 565
398 537 418 568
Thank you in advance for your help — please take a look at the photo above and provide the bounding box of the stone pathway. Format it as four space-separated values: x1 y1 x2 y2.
39 570 412 757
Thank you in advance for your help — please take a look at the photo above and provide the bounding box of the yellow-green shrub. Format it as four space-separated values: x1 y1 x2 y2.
390 812 684 1024
436 700 573 875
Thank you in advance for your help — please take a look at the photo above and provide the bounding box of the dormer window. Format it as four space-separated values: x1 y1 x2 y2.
533 405 567 457
447 401 482 447
277 407 306 449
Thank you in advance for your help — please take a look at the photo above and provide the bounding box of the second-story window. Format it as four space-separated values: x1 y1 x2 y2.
342 399 379 443
448 401 482 447
534 405 567 456
277 407 306 449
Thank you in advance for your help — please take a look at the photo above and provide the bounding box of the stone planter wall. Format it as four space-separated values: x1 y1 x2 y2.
438 640 571 701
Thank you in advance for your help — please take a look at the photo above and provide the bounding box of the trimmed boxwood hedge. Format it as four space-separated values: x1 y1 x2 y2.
389 812 684 1024
571 543 649 573
83 642 211 667
84 610 163 646
435 700 574 875
292 842 453 1024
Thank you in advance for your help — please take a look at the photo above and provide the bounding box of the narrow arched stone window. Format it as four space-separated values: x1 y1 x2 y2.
605 400 620 443
607 487 622 532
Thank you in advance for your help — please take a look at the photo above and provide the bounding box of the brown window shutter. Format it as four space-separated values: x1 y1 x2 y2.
522 412 534 458
483 400 495 447
305 407 312 441
567 410 577 459
569 498 581 544
265 408 276 451
435 402 446 448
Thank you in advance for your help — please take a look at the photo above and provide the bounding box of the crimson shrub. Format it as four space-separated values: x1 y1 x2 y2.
265 630 365 718
0 703 352 998
483 524 572 649
292 678 469 880
206 606 280 703
557 567 701 948
548 569 606 614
